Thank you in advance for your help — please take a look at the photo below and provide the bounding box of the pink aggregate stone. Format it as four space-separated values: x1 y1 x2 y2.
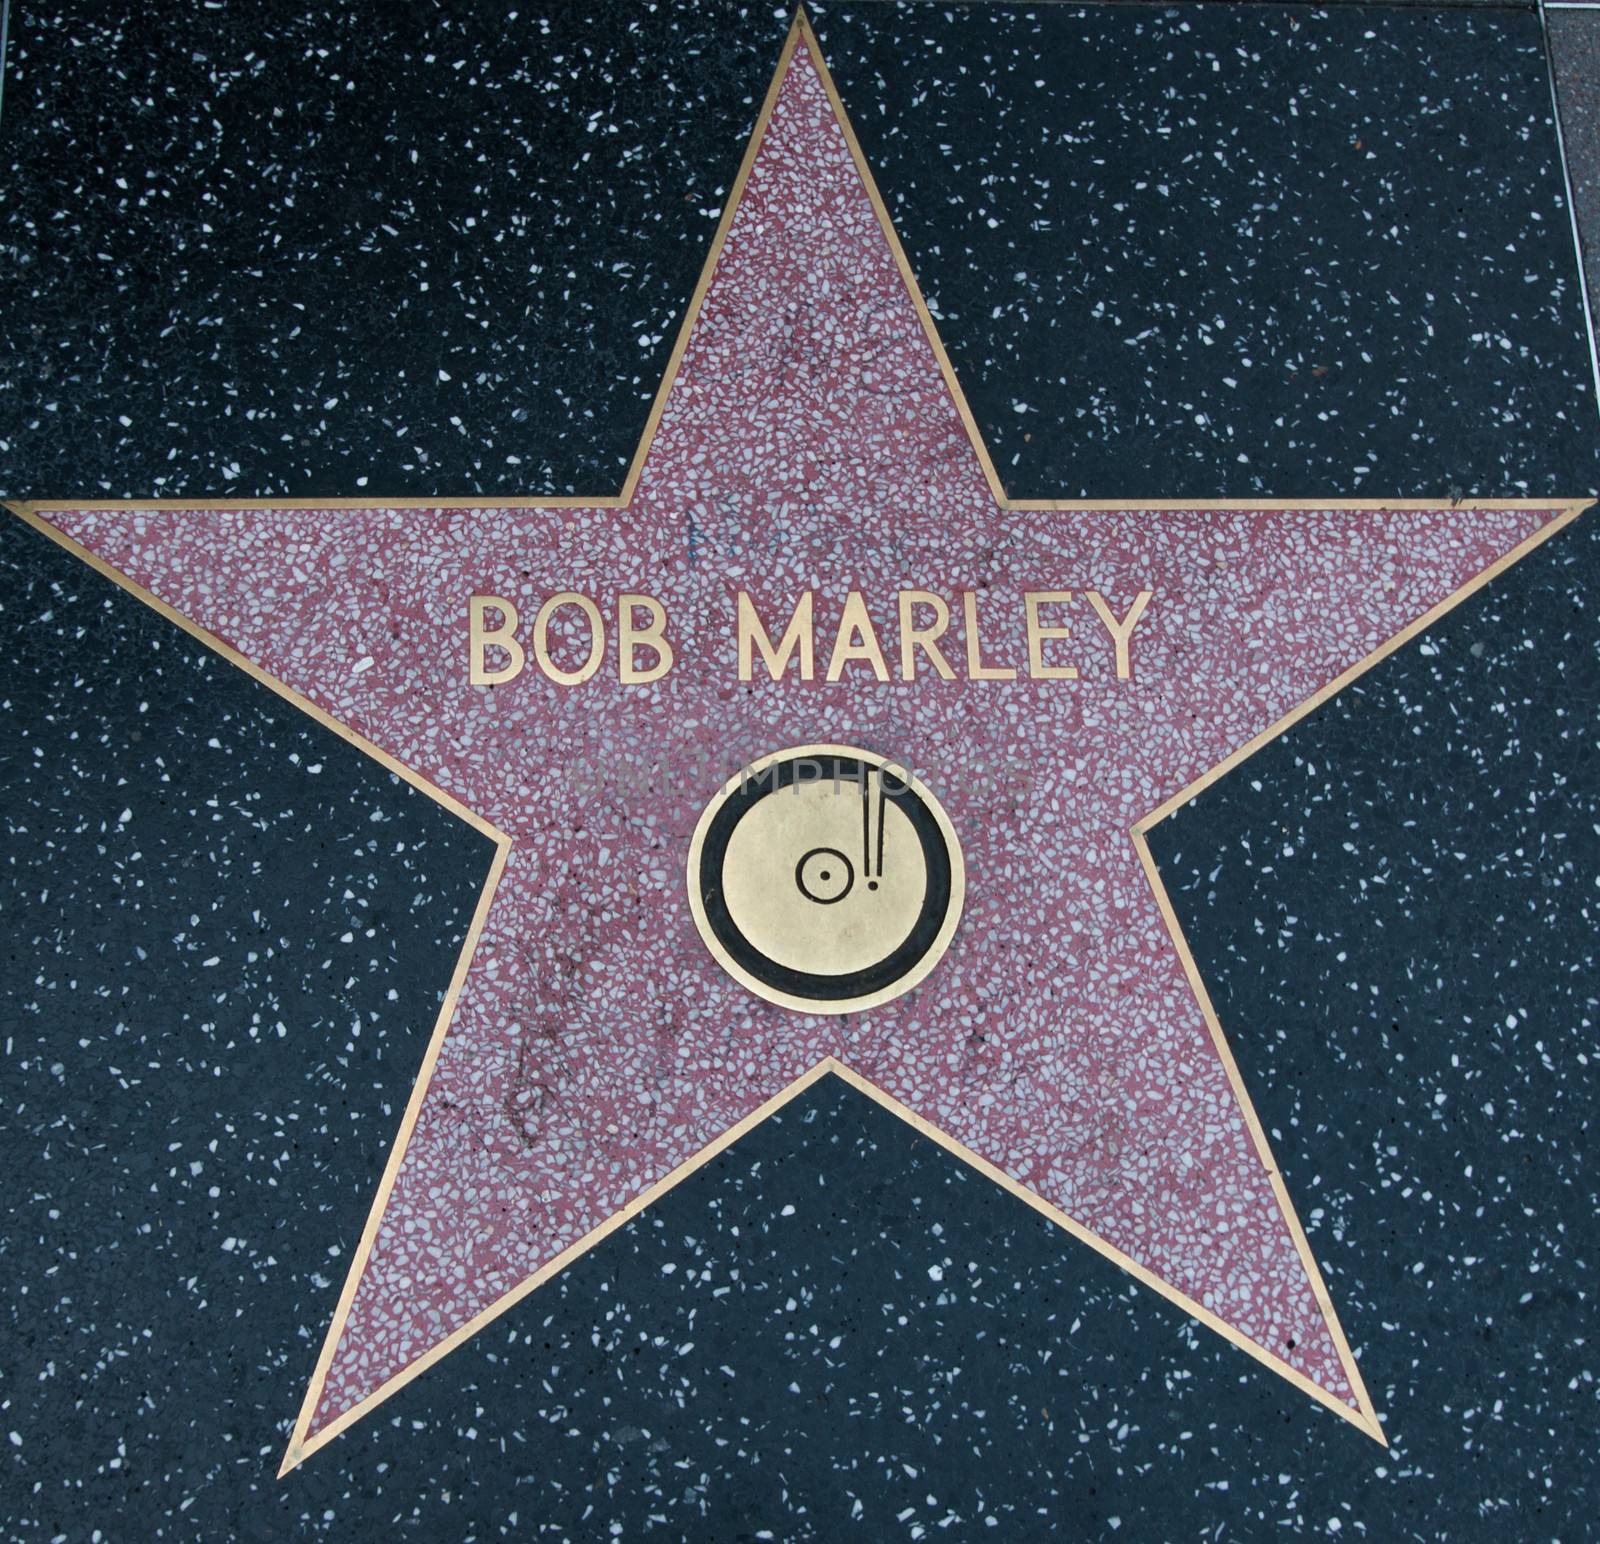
47 44 1559 1437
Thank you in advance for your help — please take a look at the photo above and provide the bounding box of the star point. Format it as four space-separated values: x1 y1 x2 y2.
11 13 1590 1473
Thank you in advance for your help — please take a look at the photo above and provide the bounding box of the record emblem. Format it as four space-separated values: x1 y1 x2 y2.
687 744 965 1013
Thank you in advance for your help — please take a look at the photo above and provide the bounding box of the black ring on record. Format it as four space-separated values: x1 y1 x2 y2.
696 753 953 1004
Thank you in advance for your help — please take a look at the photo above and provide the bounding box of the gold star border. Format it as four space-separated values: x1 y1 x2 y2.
5 10 1592 1475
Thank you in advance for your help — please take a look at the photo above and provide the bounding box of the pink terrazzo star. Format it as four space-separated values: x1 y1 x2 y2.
26 20 1584 1468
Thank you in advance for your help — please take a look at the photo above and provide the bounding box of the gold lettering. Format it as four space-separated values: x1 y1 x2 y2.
898 590 955 681
826 590 890 682
962 591 1016 681
737 591 814 681
618 593 674 685
1023 590 1079 681
533 591 605 686
468 594 525 686
1085 589 1153 679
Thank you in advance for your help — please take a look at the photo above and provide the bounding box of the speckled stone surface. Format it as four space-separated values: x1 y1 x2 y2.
1551 6 1600 331
0 2 779 500
807 1 1600 500
5 3 1600 1540
3 1 1597 501
1144 483 1600 1541
41 28 1583 1459
4 497 1599 1540
0 514 497 1537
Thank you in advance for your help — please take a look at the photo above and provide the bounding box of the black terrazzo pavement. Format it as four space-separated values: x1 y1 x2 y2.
6 1 1600 1537
808 1 1600 500
2 1 1596 502
4 497 1598 1537
0 2 780 501
1147 502 1600 1538
0 514 496 1538
1551 5 1600 333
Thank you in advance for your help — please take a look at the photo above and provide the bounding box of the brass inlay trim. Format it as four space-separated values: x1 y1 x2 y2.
17 13 1587 516
4 3 1594 1478
1129 505 1590 830
14 482 1588 1471
4 508 508 850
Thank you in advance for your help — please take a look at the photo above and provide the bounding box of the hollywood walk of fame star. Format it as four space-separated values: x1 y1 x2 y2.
8 14 1589 1473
